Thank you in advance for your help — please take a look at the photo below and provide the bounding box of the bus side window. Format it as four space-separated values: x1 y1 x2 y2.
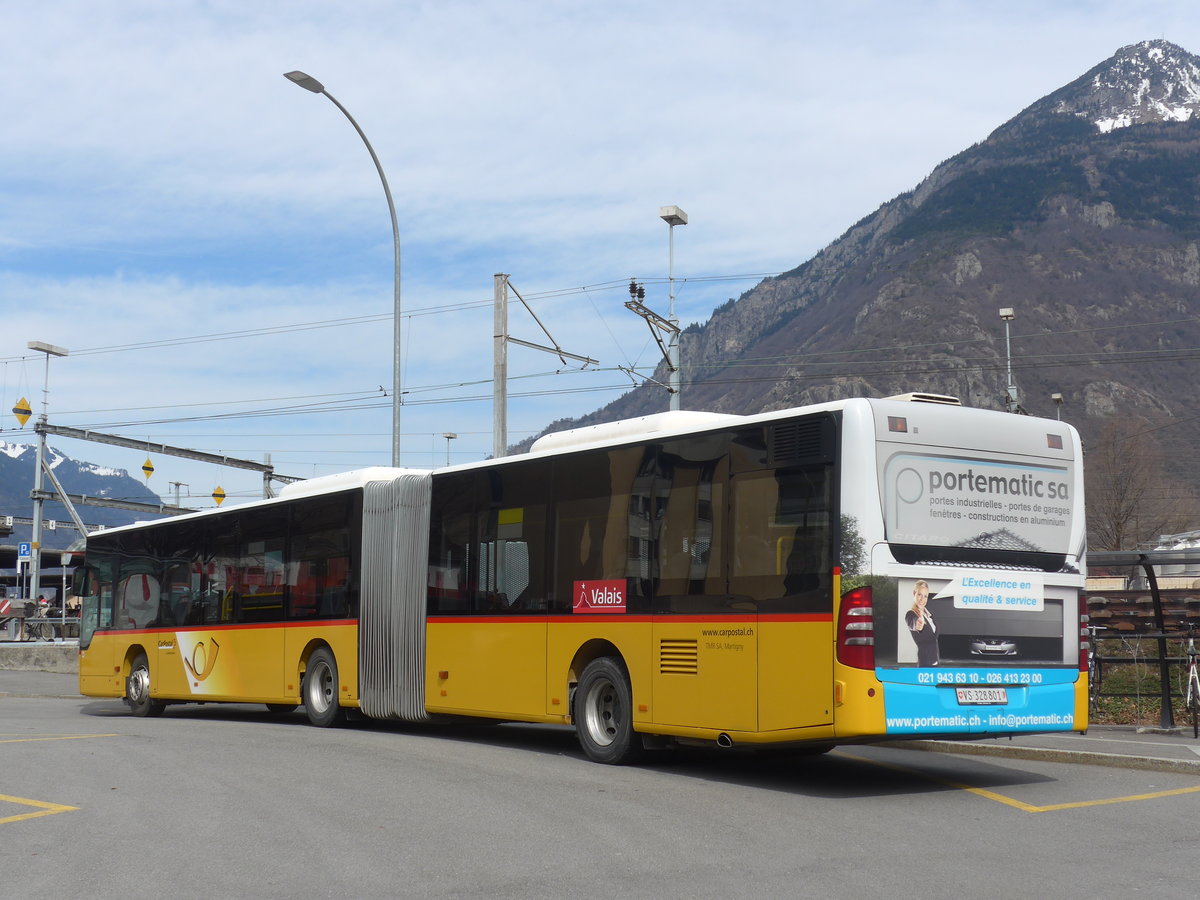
163 562 195 626
291 536 352 618
429 496 472 613
117 573 161 630
289 493 359 620
430 468 548 614
481 466 549 612
99 580 114 629
730 465 833 613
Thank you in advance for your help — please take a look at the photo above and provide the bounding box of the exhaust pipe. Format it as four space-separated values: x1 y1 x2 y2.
716 733 734 749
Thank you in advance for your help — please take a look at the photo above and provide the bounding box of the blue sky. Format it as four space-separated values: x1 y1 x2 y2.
1 0 1197 509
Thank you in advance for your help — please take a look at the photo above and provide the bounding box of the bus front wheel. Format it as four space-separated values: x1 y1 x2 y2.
303 648 345 727
126 653 165 717
575 657 641 765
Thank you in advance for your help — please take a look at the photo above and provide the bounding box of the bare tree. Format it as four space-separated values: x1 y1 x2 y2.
1085 419 1187 550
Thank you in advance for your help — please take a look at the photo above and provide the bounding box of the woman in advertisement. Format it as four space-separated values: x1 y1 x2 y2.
905 579 940 666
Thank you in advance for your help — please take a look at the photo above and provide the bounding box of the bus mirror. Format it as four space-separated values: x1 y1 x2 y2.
72 567 95 598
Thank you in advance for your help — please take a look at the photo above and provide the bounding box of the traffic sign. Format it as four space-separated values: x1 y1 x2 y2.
17 541 32 562
12 396 31 427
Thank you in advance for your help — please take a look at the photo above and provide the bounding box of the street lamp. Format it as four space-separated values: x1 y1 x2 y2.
441 432 457 466
999 307 1018 413
27 340 68 609
284 70 403 466
1051 392 1064 421
659 206 688 411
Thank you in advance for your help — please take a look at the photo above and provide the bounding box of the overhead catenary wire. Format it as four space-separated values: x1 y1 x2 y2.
6 332 1198 435
8 266 1200 475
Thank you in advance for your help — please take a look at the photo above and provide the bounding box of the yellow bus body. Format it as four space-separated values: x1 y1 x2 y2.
79 622 360 709
423 613 838 745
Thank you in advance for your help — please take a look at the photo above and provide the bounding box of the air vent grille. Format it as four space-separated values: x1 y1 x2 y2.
659 638 699 675
770 416 833 466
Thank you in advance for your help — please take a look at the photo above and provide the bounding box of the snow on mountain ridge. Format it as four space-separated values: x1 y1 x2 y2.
1065 39 1200 133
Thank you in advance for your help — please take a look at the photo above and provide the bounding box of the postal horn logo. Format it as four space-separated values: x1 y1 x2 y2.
184 637 221 682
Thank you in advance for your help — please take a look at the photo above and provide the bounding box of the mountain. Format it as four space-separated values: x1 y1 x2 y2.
532 39 1200 543
996 39 1200 137
0 440 167 549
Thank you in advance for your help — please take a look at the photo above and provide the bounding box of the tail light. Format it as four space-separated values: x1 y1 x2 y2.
837 586 875 669
1078 594 1089 672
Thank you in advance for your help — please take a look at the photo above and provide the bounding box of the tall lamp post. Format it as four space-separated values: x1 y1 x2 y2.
27 340 68 609
659 206 688 411
999 307 1018 413
1051 392 1064 421
284 70 403 466
441 432 457 466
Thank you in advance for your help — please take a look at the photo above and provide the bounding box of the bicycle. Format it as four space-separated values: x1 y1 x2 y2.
1087 622 1106 714
24 617 56 642
1182 626 1199 740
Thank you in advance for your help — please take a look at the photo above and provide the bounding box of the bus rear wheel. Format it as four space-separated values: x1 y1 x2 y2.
126 653 165 717
303 648 345 727
575 657 641 765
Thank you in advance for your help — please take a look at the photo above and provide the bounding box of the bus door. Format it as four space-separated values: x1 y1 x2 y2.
730 464 835 732
649 446 758 732
643 439 763 739
77 563 119 697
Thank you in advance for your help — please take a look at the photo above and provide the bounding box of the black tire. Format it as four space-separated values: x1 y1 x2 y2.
265 703 298 715
126 653 166 717
303 648 345 727
574 657 641 765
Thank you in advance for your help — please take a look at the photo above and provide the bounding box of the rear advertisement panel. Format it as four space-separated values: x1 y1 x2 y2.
876 573 1078 736
881 449 1075 556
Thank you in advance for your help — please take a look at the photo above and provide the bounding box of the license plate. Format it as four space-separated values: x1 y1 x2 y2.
955 687 1008 705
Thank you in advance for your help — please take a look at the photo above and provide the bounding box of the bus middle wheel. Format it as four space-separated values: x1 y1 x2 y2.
575 657 641 765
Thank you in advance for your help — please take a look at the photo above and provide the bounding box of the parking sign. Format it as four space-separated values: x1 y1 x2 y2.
17 541 31 562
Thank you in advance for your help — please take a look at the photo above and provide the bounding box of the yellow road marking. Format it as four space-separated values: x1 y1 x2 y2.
836 750 1200 813
0 734 119 825
0 794 79 825
0 734 119 744
1031 786 1200 812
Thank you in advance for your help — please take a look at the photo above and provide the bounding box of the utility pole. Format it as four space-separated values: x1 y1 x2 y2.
999 307 1020 413
27 340 68 608
660 206 688 410
493 274 509 459
492 273 597 459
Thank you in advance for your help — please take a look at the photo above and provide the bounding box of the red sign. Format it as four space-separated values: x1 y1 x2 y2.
0 597 9 616
573 579 628 614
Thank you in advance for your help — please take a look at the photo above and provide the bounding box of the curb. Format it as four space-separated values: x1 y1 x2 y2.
894 738 1200 776
0 642 79 674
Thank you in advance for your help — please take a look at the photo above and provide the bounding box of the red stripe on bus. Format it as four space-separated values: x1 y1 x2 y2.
426 613 832 625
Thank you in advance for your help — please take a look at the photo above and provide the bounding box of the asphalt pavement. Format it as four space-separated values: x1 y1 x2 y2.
3 641 1199 774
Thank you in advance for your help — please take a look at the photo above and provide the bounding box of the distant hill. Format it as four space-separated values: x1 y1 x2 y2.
529 39 1200 543
0 440 167 549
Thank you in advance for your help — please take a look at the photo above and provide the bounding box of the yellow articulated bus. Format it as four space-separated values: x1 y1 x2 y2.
77 395 1089 763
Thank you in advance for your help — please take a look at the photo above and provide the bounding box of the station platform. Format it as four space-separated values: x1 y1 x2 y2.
893 725 1200 775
